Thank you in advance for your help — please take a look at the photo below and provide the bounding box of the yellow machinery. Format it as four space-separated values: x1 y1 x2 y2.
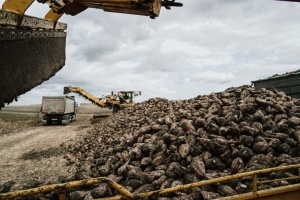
63 85 141 113
35 0 184 21
0 164 299 200
1 1 300 200
0 0 182 107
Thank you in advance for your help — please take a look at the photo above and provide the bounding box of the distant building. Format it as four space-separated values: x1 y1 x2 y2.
252 69 300 99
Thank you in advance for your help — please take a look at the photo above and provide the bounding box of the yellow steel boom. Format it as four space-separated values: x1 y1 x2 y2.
63 86 117 108
3 0 183 25
1 164 299 200
0 0 181 107
63 86 140 113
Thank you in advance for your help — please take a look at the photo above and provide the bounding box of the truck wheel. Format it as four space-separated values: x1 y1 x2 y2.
113 105 119 113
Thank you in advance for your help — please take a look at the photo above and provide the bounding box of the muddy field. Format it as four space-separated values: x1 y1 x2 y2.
0 104 111 185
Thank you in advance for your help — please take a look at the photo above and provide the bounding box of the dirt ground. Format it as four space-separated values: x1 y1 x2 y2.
0 104 111 186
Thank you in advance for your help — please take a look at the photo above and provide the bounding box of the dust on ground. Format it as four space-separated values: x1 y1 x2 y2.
0 104 111 186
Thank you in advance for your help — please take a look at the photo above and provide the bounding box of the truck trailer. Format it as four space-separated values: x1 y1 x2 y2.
41 96 77 125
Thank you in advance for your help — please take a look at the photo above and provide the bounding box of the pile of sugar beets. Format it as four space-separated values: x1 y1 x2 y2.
61 86 300 200
2 86 300 200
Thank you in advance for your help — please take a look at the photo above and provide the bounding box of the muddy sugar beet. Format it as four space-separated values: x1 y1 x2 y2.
63 86 300 199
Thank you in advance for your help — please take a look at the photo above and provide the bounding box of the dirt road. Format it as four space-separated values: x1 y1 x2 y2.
0 114 93 186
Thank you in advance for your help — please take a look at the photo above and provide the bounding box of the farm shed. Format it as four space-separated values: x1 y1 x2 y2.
252 69 300 99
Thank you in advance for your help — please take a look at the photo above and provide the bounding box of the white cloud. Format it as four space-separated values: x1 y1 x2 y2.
161 39 210 57
192 71 234 83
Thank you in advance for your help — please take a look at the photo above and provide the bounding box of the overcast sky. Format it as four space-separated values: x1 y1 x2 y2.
3 0 300 105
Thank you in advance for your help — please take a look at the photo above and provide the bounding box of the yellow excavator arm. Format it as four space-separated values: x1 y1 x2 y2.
3 0 183 24
44 0 183 21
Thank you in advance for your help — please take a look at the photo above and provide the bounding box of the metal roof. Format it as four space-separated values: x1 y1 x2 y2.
252 69 300 83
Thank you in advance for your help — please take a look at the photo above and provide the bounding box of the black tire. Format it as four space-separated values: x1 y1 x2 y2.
47 120 52 125
113 105 120 113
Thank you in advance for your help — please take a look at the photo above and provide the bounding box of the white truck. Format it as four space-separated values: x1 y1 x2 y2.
41 96 77 125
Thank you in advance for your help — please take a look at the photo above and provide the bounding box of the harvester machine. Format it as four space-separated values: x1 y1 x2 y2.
0 0 182 108
2 1 300 200
63 85 141 118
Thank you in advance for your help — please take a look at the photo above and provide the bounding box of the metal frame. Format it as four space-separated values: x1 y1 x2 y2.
1 164 299 200
2 0 181 22
1 1 67 30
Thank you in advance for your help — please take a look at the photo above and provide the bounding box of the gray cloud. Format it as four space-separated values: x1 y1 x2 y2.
2 0 300 105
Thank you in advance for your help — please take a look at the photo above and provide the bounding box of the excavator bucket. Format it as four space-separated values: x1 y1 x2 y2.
0 0 67 107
